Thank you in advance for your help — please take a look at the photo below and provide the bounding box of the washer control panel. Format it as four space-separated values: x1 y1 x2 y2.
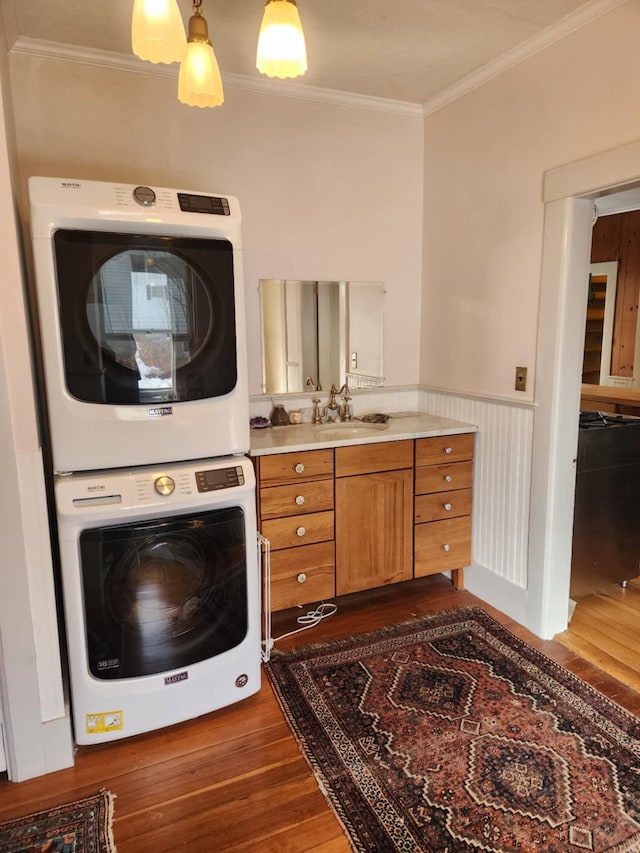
196 465 245 493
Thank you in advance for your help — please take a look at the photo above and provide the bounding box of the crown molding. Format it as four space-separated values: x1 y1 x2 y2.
12 0 625 121
422 0 629 116
10 35 424 118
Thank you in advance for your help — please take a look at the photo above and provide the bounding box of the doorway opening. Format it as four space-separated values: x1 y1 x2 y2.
529 142 640 639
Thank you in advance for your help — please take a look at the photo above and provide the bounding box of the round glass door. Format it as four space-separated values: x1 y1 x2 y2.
53 230 238 405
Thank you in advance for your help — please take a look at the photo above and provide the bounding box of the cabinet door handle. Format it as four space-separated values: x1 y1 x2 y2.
442 543 451 552
443 502 452 511
294 463 305 474
296 526 306 537
297 573 307 584
295 495 305 505
444 446 453 454
443 474 452 483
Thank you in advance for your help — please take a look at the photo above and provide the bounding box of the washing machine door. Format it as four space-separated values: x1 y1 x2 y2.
53 230 237 405
80 506 248 679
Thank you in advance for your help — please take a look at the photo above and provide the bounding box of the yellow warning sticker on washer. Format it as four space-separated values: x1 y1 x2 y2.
85 711 123 735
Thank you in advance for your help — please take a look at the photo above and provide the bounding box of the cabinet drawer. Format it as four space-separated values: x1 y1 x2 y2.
269 541 335 611
335 439 413 477
261 510 334 550
416 433 474 466
260 479 334 519
415 488 472 523
415 460 473 495
257 449 334 487
414 516 472 576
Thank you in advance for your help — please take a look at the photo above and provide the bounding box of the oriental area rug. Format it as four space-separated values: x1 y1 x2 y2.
266 607 640 853
0 790 116 853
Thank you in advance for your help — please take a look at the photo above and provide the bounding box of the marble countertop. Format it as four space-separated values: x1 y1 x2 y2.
249 411 478 456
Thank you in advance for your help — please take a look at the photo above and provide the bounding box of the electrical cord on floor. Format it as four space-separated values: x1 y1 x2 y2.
269 601 338 646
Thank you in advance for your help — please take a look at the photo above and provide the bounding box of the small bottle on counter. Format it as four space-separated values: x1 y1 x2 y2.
270 404 289 426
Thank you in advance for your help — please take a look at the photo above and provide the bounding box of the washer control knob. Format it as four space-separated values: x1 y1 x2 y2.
154 475 175 496
133 185 156 206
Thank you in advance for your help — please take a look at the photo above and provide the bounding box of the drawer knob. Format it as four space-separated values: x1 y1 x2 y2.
443 474 452 483
294 463 305 474
295 495 305 505
444 446 453 454
297 573 307 584
296 526 306 537
442 543 451 552
443 502 452 511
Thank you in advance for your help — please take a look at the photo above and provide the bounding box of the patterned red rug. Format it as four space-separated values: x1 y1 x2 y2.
0 790 115 853
266 607 640 852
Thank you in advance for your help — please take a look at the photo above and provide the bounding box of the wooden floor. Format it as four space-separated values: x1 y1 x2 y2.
556 577 640 693
2 575 640 852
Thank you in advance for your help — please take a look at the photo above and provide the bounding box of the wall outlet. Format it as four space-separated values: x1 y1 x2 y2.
515 366 527 392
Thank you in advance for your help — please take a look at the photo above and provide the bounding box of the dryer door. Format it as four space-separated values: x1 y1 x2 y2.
53 230 237 405
80 506 248 679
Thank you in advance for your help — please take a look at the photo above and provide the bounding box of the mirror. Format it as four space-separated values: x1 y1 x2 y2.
259 280 384 395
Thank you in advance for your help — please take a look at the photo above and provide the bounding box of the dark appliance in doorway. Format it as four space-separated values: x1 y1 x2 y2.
570 411 640 598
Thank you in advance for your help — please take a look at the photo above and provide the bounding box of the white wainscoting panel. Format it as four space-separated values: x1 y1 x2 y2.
419 389 535 590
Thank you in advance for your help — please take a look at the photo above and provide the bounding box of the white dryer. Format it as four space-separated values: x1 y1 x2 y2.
55 455 260 744
29 177 250 473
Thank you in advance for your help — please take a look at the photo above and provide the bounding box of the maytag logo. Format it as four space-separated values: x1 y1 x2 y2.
165 671 188 685
61 181 81 188
148 406 173 417
87 484 106 492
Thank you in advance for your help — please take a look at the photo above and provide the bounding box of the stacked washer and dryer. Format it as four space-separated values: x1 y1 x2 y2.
28 177 260 745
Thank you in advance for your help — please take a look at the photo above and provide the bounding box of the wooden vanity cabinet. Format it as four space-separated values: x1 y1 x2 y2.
334 440 414 596
256 449 335 611
255 431 475 611
414 433 474 589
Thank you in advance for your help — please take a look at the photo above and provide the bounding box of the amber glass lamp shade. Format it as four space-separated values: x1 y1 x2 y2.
131 0 186 64
256 0 307 79
178 8 224 108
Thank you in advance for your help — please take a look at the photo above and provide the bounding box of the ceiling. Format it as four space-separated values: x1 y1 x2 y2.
2 0 612 106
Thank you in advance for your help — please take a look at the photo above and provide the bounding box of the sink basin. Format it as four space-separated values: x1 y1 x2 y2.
314 422 389 440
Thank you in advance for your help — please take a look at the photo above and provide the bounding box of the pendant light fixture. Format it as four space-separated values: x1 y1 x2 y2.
131 0 187 64
178 0 224 108
256 0 307 80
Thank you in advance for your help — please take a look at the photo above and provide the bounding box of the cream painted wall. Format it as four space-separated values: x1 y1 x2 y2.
8 54 424 397
421 0 640 401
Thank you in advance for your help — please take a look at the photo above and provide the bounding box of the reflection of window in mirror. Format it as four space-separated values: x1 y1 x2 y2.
259 280 384 395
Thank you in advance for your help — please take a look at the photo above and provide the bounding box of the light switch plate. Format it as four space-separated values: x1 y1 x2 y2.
515 366 527 392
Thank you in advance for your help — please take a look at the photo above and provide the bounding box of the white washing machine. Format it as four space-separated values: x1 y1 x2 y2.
55 455 260 744
29 177 250 473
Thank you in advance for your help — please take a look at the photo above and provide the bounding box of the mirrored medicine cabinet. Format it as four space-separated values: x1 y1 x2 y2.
259 279 385 395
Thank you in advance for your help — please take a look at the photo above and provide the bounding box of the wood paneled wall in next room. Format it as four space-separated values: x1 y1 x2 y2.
591 211 640 377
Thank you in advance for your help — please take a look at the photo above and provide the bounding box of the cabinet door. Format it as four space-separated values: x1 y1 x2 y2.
335 469 413 595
